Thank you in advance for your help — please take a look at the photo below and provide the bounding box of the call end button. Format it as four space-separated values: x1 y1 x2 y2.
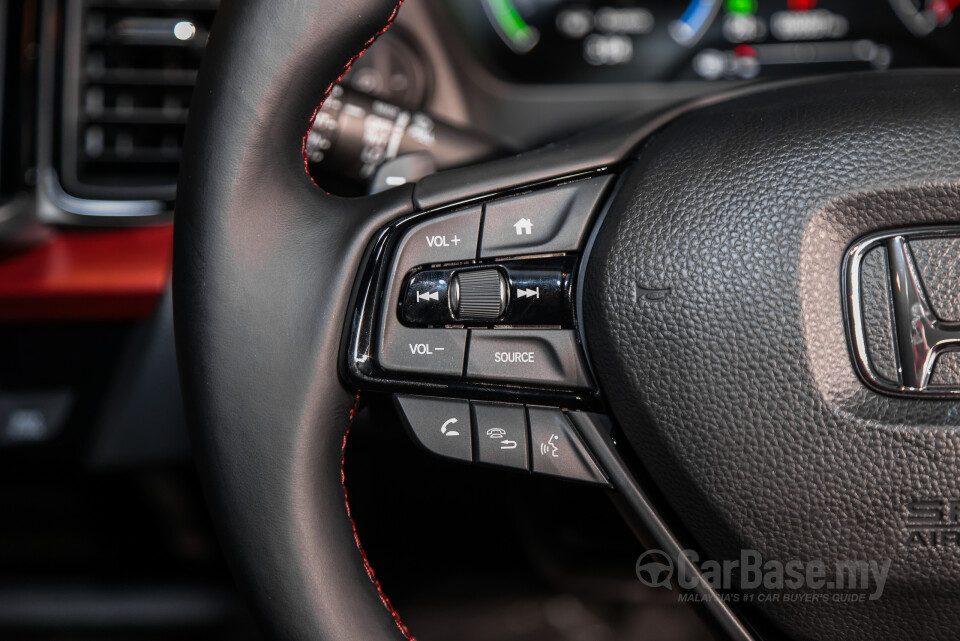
379 326 466 377
465 330 591 388
472 402 528 471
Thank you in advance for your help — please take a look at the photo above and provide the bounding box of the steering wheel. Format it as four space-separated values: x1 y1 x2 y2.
173 1 960 640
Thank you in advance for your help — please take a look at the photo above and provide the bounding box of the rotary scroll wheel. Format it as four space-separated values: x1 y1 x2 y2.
449 269 507 320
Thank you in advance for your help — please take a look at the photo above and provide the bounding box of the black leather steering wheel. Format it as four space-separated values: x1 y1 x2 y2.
173 1 960 640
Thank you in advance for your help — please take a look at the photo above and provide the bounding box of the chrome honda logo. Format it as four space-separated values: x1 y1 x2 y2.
845 228 960 397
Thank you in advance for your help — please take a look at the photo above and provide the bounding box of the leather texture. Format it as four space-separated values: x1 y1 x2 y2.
585 72 960 641
932 353 960 386
173 1 415 640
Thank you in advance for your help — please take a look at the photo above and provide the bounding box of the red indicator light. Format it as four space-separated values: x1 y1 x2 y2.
929 0 960 22
734 44 756 58
787 0 817 10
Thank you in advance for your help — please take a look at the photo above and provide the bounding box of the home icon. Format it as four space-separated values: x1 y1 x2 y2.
514 217 534 235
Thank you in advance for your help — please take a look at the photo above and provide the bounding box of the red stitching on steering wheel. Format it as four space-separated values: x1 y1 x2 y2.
302 0 407 188
341 393 417 641
320 5 415 636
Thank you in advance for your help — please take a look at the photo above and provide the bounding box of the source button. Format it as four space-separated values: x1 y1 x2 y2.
465 330 591 388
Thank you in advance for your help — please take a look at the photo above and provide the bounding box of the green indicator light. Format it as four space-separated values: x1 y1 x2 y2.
483 0 540 54
726 0 757 14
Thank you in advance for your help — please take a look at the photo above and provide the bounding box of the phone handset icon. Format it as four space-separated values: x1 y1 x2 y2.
440 418 460 437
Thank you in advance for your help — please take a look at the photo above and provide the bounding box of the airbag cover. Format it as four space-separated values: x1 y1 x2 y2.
584 72 960 640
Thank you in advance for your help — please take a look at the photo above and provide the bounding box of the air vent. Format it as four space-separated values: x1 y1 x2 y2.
60 0 217 201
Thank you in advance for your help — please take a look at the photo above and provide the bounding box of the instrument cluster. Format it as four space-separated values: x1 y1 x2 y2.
444 0 960 83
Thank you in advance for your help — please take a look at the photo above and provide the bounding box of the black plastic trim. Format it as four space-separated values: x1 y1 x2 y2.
570 412 757 641
35 0 172 225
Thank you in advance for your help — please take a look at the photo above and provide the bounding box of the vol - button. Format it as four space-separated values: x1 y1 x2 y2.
379 327 466 377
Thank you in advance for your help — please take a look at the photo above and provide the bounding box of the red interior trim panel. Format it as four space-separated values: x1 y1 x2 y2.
0 225 173 321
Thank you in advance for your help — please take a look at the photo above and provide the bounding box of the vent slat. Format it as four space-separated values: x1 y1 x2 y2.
85 0 218 9
85 33 208 48
61 0 216 201
83 110 190 125
90 150 182 163
85 68 198 85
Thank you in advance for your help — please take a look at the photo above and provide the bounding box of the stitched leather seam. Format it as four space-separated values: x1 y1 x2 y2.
341 393 417 641
301 0 407 188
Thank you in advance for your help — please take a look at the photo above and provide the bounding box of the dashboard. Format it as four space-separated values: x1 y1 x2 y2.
443 0 960 83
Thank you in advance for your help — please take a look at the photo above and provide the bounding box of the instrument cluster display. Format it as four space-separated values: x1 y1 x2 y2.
444 0 960 83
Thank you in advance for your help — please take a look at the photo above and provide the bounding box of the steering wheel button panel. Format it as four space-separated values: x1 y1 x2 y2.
394 396 609 485
372 179 612 385
395 395 473 462
528 407 607 485
471 401 529 470
479 176 612 258
466 330 592 388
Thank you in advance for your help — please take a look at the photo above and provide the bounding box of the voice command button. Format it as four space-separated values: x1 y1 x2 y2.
528 407 607 485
